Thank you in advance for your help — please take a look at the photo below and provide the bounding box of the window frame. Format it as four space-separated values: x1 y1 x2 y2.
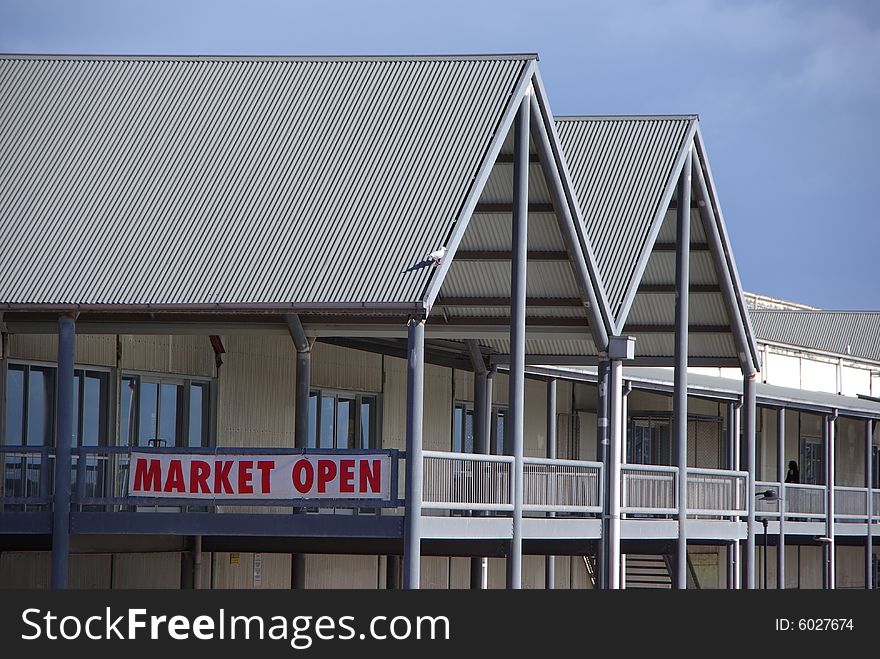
119 370 215 448
307 387 381 450
3 359 115 448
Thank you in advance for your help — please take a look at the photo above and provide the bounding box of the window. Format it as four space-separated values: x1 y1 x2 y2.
120 375 211 447
72 370 110 446
4 363 111 447
491 407 508 455
4 364 55 446
627 416 671 465
452 403 474 453
307 389 379 449
800 437 824 485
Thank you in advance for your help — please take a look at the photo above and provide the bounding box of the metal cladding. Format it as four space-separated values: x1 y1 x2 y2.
0 54 530 309
554 116 694 321
750 311 880 362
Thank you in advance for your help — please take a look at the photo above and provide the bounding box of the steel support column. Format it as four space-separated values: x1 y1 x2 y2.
867 419 874 590
825 413 837 590
777 408 786 589
596 358 610 589
286 313 311 589
733 402 742 589
725 401 736 588
51 313 76 589
673 148 692 590
506 91 530 590
403 317 425 589
608 358 624 589
545 378 557 589
470 347 489 590
744 375 757 589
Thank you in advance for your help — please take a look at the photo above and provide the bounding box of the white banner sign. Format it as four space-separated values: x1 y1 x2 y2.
127 452 392 500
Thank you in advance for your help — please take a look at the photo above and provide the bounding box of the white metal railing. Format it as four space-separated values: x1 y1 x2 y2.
874 490 880 520
755 481 782 518
688 468 748 516
421 451 513 511
784 483 826 519
522 457 602 513
621 464 677 514
835 486 869 520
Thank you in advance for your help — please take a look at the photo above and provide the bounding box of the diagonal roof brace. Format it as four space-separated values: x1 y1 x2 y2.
691 147 759 376
528 92 610 352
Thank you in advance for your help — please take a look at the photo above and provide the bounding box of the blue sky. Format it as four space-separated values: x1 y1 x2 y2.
2 0 878 309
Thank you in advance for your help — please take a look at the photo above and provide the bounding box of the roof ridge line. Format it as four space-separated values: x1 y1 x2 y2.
555 114 699 121
0 52 539 62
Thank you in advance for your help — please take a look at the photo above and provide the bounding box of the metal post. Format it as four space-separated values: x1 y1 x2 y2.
777 408 786 589
286 313 311 589
470 364 489 589
506 91 529 590
762 518 769 590
867 419 874 590
825 413 836 590
673 148 692 590
596 358 610 590
733 402 742 589
744 374 757 589
545 378 557 589
608 359 624 589
386 556 401 590
403 316 425 589
192 536 203 590
51 313 76 589
725 403 739 590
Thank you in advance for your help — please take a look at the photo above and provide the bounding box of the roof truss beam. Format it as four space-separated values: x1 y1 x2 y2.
637 284 721 294
473 202 554 213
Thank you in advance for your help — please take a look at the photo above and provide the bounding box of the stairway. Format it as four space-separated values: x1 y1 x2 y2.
624 554 702 589
624 554 673 589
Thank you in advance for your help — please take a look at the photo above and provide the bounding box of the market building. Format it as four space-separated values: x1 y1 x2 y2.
0 54 876 589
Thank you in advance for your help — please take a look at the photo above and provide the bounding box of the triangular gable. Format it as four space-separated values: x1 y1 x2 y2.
421 65 613 357
556 114 758 373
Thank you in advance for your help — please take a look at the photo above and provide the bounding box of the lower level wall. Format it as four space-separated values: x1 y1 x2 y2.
2 547 873 589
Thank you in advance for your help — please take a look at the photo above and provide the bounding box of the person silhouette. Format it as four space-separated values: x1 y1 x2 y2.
784 460 800 484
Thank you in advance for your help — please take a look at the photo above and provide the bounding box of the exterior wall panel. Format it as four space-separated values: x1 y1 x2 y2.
305 555 380 589
8 333 116 367
113 552 181 589
217 335 294 448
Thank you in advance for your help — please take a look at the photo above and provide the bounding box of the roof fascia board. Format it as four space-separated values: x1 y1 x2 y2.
693 124 762 369
612 118 699 334
421 59 537 311
691 145 757 376
531 69 615 344
528 89 610 351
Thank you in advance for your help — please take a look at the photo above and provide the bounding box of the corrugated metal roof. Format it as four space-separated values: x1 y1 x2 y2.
751 311 880 362
554 115 694 320
0 54 530 308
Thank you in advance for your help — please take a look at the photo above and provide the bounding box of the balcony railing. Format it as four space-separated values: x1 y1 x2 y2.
835 486 869 520
6 445 875 524
421 450 513 512
621 464 677 515
522 457 602 513
755 482 880 522
687 468 748 516
0 446 53 510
